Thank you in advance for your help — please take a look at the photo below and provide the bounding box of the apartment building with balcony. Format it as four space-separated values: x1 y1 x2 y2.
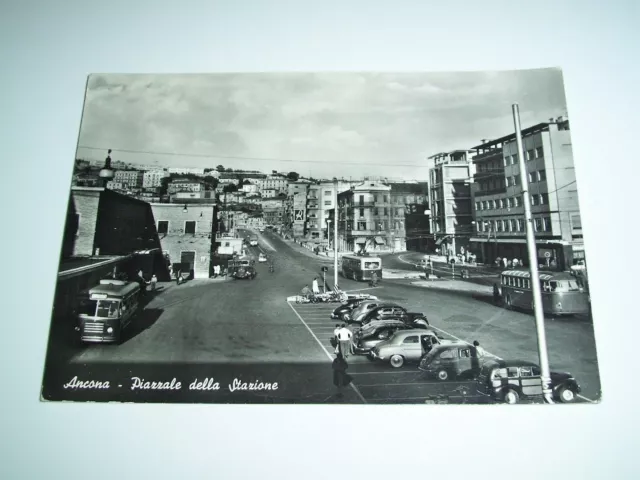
305 181 355 245
469 117 583 266
428 150 475 257
114 170 144 188
337 181 394 253
387 182 430 252
143 169 169 188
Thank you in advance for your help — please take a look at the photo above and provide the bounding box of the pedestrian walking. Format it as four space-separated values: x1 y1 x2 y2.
331 324 341 350
471 340 485 376
332 352 351 398
150 274 157 291
337 324 353 359
312 277 320 295
370 271 378 287
176 268 182 285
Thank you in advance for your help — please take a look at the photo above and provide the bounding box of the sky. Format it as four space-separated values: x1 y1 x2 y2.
75 69 568 180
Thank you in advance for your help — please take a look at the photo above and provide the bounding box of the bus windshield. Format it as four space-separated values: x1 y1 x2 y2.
549 280 583 292
364 261 380 269
78 298 98 316
96 299 120 318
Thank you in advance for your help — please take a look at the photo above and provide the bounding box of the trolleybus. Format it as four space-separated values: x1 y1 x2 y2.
340 254 382 282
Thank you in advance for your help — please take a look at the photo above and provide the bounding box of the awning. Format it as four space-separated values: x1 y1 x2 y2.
355 237 366 244
374 236 385 244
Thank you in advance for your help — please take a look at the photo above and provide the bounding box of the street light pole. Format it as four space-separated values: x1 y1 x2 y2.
333 178 339 290
512 103 554 404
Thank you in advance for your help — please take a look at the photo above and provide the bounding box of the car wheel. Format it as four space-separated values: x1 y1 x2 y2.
389 355 404 368
558 386 576 403
503 388 520 404
436 369 449 381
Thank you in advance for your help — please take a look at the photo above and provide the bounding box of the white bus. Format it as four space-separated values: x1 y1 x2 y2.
340 254 382 281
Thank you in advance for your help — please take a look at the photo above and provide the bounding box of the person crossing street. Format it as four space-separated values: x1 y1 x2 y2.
336 324 353 359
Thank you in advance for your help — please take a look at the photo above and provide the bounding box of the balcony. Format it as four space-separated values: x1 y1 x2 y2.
473 149 503 162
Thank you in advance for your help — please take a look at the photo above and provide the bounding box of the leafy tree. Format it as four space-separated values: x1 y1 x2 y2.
286 172 300 181
223 183 238 193
216 165 226 172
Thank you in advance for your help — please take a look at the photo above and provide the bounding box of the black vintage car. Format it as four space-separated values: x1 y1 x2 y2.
359 303 429 328
232 265 257 280
473 359 581 404
330 298 367 321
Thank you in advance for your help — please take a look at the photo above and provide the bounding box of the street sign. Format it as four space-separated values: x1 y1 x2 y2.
321 266 328 272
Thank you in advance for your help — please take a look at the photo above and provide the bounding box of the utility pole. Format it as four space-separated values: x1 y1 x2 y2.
513 103 554 404
333 179 340 287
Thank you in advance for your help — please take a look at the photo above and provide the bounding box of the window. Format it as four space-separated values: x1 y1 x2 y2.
505 176 512 187
510 219 517 232
518 219 525 231
540 193 548 205
535 146 543 158
477 221 483 232
324 200 331 206
531 194 538 206
358 195 364 205
520 366 533 377
534 218 542 231
503 156 508 167
482 201 488 210
501 220 508 231
157 221 169 234
507 197 514 208
384 207 388 215
403 336 419 344
324 190 331 196
489 200 495 209
512 153 518 165
475 202 481 211
373 208 379 215
359 208 365 217
357 221 366 231
383 195 388 203
395 208 401 215
538 170 547 182
439 350 455 359
529 171 537 183
514 174 520 186
543 217 552 232
527 149 535 161
515 195 522 207
496 221 503 232
184 221 196 234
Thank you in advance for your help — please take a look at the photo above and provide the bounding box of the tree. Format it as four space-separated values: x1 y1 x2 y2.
216 165 226 172
287 171 300 181
223 183 238 193
159 176 171 196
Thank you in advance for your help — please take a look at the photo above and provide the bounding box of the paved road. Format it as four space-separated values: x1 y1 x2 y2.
43 229 601 404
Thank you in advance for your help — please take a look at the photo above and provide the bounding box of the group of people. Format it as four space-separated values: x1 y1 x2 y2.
136 270 158 294
301 277 322 299
495 257 524 269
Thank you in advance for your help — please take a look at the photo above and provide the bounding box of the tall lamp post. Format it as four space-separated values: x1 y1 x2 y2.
99 149 115 188
333 177 339 290
513 103 553 404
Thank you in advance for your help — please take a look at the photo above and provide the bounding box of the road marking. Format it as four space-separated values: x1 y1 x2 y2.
578 394 597 403
344 287 381 293
287 302 367 404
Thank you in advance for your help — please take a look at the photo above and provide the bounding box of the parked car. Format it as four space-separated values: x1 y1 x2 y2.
330 298 369 321
346 300 385 323
353 320 425 354
258 253 267 263
369 329 452 368
232 265 257 280
418 343 488 380
359 303 429 328
473 359 581 404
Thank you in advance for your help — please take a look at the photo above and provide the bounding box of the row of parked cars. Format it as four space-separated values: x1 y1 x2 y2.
330 296 582 404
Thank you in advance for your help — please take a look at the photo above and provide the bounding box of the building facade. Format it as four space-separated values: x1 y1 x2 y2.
149 203 217 279
167 167 205 176
337 181 394 253
167 179 205 194
388 182 430 252
428 150 475 257
469 117 583 266
259 176 289 194
143 169 169 188
113 170 144 187
305 181 354 245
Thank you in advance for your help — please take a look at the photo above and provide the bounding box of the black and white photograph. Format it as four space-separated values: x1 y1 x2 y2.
41 68 600 404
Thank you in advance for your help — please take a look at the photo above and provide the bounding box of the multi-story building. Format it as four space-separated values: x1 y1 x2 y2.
150 203 218 279
428 150 475 257
167 167 205 176
114 170 144 188
287 179 311 197
106 181 125 191
241 181 259 194
167 179 205 194
259 176 289 194
143 169 169 188
291 192 307 238
387 182 430 252
305 181 354 245
261 188 278 198
337 181 393 253
469 117 583 266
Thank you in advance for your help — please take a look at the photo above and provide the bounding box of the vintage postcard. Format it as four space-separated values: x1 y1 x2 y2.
41 69 600 404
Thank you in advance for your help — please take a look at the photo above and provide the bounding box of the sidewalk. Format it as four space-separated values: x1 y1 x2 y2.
410 279 492 296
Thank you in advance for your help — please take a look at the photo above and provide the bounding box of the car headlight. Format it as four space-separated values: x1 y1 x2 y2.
107 327 114 334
